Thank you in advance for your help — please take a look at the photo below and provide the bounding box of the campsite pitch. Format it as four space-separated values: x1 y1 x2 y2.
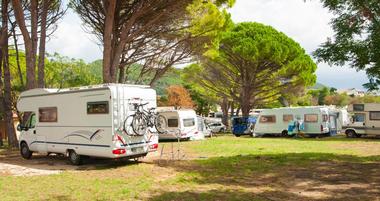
0 135 380 201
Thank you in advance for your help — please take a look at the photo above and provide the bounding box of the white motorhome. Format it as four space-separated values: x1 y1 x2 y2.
254 106 337 137
344 103 380 138
17 84 157 165
157 109 199 140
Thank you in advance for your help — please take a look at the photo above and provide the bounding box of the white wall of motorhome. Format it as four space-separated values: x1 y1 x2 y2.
254 106 333 137
17 84 156 161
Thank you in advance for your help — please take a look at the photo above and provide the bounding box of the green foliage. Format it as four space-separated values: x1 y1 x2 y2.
44 53 102 88
314 0 380 86
195 22 317 112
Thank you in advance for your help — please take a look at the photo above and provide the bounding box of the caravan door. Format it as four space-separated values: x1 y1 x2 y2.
329 115 337 136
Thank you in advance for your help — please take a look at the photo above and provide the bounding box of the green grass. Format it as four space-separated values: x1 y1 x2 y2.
1 135 380 200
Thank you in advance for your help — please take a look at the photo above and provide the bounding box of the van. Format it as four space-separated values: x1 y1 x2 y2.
17 84 157 165
254 106 335 137
344 103 380 137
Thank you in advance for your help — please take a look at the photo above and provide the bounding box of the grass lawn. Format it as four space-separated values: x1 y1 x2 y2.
1 135 380 201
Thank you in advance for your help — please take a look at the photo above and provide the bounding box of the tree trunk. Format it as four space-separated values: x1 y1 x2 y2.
12 0 36 89
11 24 24 89
102 0 116 83
2 0 18 147
241 87 251 117
230 101 235 117
118 65 125 83
221 97 229 128
37 0 48 88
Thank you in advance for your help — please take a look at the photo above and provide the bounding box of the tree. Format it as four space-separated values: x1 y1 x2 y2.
11 0 65 89
314 0 380 88
71 0 233 84
166 85 194 109
192 22 317 117
1 0 18 147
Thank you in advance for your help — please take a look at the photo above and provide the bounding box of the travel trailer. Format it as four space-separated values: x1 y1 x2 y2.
157 109 199 140
344 103 380 137
253 106 337 137
17 84 157 165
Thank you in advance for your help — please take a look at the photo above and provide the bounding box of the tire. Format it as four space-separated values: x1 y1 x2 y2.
235 134 241 137
155 115 167 134
281 130 288 137
68 150 82 165
20 142 32 159
346 130 356 138
220 128 225 133
131 115 147 135
123 115 135 135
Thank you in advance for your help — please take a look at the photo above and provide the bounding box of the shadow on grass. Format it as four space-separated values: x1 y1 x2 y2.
0 149 141 171
149 189 298 201
154 153 380 201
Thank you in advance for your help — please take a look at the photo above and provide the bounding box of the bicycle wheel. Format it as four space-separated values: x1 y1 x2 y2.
155 114 167 134
123 115 135 135
132 114 148 135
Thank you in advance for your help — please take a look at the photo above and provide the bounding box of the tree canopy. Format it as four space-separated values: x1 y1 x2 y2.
314 0 380 89
187 22 317 116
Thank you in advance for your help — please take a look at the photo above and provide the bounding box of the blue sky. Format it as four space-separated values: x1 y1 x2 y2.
46 0 369 90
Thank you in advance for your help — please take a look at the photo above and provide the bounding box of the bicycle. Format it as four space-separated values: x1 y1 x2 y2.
123 103 167 136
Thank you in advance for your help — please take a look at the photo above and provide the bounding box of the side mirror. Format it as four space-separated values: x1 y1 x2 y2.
17 124 22 131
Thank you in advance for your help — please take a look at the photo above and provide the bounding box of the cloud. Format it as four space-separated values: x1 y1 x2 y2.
46 10 102 62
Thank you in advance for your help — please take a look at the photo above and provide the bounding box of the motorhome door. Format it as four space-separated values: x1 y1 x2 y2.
26 113 47 153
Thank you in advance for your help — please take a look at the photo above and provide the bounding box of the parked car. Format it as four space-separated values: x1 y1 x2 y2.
208 122 226 133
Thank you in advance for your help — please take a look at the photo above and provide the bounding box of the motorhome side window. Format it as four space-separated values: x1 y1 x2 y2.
168 119 179 127
283 115 293 122
260 115 276 123
353 113 365 122
353 104 364 111
39 107 58 122
183 118 195 127
304 114 318 122
87 101 109 114
370 112 380 121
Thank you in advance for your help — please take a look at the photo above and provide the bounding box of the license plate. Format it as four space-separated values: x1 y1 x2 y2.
131 147 143 153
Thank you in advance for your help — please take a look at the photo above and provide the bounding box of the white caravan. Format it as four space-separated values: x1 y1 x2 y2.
157 109 199 140
254 106 336 137
344 103 380 138
17 84 157 165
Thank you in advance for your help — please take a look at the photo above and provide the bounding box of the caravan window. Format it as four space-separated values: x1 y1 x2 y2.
370 112 380 121
305 114 318 122
283 115 293 122
39 107 58 122
168 119 179 127
183 118 195 127
259 115 276 123
87 101 109 114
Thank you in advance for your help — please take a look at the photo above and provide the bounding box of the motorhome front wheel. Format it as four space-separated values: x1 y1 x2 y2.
20 142 32 159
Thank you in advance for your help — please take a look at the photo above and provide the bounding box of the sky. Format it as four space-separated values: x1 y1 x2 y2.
45 0 369 90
